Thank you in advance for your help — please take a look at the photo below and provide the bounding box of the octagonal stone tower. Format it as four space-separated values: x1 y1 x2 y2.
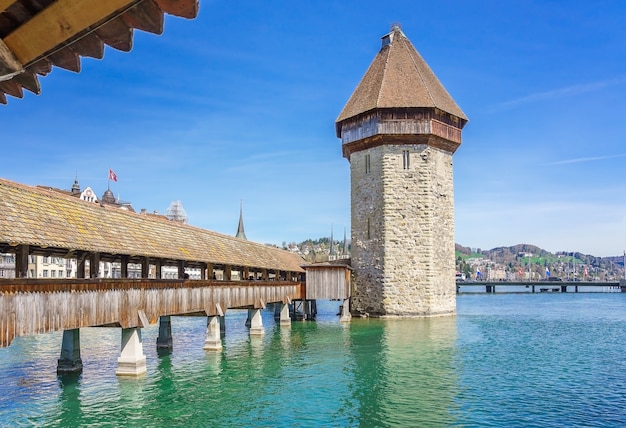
336 25 468 317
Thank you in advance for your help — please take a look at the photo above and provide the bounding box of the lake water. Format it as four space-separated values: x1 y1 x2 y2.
1 294 626 427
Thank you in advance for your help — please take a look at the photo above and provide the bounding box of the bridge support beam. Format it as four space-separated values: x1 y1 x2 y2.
57 329 83 375
203 316 223 351
340 298 351 322
156 316 173 349
249 309 264 336
116 328 147 377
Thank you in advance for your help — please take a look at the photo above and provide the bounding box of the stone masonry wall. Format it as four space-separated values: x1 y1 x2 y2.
350 143 456 317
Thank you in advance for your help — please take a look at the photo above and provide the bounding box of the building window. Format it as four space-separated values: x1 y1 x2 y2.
402 150 410 170
43 256 49 264
43 269 48 278
365 154 371 174
29 269 35 278
51 270 56 278
58 270 64 278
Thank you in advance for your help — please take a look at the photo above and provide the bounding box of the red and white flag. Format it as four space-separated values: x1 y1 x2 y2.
108 169 118 182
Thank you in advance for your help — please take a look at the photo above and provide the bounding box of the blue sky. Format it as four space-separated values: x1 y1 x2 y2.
3 0 626 257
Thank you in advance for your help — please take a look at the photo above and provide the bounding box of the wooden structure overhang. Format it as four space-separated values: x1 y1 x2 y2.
335 25 468 158
0 177 306 275
0 0 199 104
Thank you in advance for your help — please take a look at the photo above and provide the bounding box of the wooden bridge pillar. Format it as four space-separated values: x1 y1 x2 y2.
57 329 83 374
249 309 264 335
156 316 173 349
121 255 129 278
177 261 185 279
89 252 100 278
154 259 162 279
116 328 147 377
141 257 150 279
77 253 86 279
203 316 223 351
14 244 29 278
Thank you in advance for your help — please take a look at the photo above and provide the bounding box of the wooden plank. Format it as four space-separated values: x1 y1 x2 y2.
0 0 17 13
153 0 198 19
0 39 23 78
13 71 40 94
3 0 141 65
48 48 80 72
70 34 105 59
95 16 133 51
122 0 164 35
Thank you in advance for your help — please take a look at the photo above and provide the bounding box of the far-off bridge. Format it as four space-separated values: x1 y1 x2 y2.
0 178 351 376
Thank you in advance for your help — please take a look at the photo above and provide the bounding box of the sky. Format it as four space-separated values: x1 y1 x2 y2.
3 0 626 257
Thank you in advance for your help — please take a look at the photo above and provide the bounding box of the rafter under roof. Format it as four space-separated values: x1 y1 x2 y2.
0 0 199 104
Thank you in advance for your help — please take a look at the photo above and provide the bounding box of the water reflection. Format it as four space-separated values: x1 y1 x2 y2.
349 316 459 427
56 373 83 426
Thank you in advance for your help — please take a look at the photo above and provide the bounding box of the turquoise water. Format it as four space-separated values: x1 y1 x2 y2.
1 294 626 427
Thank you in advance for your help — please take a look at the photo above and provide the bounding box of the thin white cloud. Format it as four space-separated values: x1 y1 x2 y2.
489 76 626 112
543 152 626 166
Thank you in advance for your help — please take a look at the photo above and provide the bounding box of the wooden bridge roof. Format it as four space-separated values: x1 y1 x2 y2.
0 177 305 273
336 25 468 133
0 0 199 104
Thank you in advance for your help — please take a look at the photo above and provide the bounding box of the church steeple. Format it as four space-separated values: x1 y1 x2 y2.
235 201 247 240
70 176 81 194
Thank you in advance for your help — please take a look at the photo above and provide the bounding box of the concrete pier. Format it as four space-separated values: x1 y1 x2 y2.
57 329 83 375
279 303 291 326
248 309 264 336
156 316 173 349
116 328 147 377
203 316 223 351
339 298 351 322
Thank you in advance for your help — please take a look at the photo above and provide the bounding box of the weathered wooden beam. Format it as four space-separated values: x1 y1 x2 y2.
3 0 141 65
48 47 81 72
122 0 164 35
0 0 17 13
95 15 133 52
153 0 198 19
13 71 40 94
0 39 23 80
70 34 105 59
0 79 22 97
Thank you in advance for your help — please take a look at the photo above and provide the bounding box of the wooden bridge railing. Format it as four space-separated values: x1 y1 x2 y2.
0 278 304 347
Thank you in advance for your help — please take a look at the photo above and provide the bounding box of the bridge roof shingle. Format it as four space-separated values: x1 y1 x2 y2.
0 177 305 273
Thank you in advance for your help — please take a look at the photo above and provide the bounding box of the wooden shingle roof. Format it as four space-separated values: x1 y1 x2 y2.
0 0 199 104
336 25 467 128
0 177 305 273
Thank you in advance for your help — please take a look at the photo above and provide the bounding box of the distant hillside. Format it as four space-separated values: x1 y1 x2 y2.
455 243 624 280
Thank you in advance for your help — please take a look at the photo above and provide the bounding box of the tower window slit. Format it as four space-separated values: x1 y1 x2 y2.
365 154 371 173
402 150 410 169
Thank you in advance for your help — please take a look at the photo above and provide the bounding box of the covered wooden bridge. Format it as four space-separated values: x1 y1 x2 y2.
0 177 314 375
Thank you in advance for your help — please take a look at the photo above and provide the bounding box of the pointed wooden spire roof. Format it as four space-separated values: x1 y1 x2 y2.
336 25 467 134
